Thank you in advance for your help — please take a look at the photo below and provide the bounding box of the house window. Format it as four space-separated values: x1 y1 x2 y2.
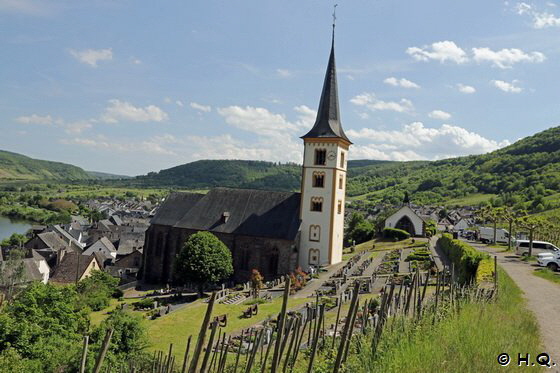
340 152 345 168
310 197 323 212
314 149 326 165
339 175 343 189
309 225 321 242
312 172 325 188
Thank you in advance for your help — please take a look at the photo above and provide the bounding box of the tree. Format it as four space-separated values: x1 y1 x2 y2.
500 207 523 251
76 270 120 311
174 231 233 295
249 269 264 299
0 248 27 302
518 215 545 257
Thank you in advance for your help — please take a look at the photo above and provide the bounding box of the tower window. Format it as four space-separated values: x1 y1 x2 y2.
339 175 343 189
314 149 326 165
310 197 323 212
338 200 342 214
310 225 321 242
340 152 345 168
312 172 325 188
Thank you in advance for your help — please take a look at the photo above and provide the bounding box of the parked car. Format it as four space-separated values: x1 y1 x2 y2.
515 240 560 256
479 227 510 244
537 251 560 271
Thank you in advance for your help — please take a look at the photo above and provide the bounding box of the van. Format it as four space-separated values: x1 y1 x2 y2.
479 227 510 244
515 240 560 256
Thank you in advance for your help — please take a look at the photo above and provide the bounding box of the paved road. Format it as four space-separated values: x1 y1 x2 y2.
467 240 560 364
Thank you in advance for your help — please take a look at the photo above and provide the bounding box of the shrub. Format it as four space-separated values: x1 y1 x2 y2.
476 258 495 284
438 234 489 283
383 227 410 241
133 298 155 310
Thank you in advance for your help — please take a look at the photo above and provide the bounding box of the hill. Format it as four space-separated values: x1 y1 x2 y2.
0 150 91 181
130 160 302 191
129 126 560 212
347 126 560 210
86 171 132 180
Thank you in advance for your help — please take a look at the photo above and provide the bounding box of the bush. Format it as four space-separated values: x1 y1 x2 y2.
476 258 495 284
438 234 489 283
133 298 155 310
383 227 410 241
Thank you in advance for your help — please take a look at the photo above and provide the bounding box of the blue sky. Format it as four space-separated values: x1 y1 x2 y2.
1 0 560 175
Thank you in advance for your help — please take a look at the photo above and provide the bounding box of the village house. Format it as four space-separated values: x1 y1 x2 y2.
49 252 104 285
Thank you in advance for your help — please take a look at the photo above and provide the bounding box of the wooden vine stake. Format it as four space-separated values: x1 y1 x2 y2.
188 291 217 373
270 276 291 373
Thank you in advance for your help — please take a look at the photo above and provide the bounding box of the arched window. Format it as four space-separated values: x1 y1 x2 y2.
308 248 320 265
240 249 251 270
395 215 415 236
268 247 279 275
340 152 345 168
310 197 323 212
339 175 344 189
337 200 342 214
309 225 321 242
312 171 325 188
155 232 163 257
314 149 326 165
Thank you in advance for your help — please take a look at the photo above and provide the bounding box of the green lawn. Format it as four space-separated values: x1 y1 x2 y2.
143 294 309 361
533 268 560 284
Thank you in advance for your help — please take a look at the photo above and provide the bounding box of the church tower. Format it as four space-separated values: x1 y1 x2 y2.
299 31 352 270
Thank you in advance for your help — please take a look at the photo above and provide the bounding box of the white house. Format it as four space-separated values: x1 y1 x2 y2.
385 205 425 237
453 218 472 232
83 237 117 260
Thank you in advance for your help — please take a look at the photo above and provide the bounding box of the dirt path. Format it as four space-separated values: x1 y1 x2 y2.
467 240 560 364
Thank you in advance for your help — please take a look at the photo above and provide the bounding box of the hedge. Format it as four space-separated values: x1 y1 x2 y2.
475 258 495 284
437 234 489 283
383 227 410 240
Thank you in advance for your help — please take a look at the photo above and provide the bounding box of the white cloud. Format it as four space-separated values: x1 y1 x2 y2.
350 93 414 113
384 77 420 89
491 79 523 93
347 122 510 160
406 41 469 64
457 83 476 94
69 48 113 67
62 120 92 134
176 100 184 107
61 134 177 156
515 2 560 28
15 114 53 125
217 106 299 137
0 0 48 15
101 99 168 123
190 102 211 112
276 69 292 78
472 47 545 68
429 110 452 120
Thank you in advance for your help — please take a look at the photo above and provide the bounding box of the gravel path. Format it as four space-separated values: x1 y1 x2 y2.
467 240 560 364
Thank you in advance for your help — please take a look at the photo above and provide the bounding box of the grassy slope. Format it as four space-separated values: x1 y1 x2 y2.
347 268 542 373
533 268 560 284
0 150 91 181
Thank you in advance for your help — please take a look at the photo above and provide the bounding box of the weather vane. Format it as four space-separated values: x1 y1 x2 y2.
332 3 338 30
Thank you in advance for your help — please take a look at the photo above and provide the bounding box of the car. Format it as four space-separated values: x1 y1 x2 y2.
537 251 560 271
515 240 560 256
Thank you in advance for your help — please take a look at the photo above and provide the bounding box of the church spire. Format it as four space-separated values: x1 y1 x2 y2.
301 15 351 144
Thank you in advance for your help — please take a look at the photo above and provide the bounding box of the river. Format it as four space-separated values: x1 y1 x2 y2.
0 215 32 242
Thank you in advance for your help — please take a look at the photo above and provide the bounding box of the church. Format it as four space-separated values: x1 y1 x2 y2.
142 34 352 283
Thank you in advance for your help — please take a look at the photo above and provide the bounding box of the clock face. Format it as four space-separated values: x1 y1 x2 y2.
327 151 336 161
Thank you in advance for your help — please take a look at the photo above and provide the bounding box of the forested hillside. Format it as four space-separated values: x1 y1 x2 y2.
0 150 91 181
347 126 560 210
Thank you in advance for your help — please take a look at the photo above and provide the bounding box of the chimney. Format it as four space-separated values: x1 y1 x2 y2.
221 212 230 224
56 248 65 267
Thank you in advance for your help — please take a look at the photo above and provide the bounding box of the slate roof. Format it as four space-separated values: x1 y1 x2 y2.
49 252 102 284
37 232 69 250
0 258 43 284
150 192 204 226
167 188 301 241
301 37 351 143
110 215 123 226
